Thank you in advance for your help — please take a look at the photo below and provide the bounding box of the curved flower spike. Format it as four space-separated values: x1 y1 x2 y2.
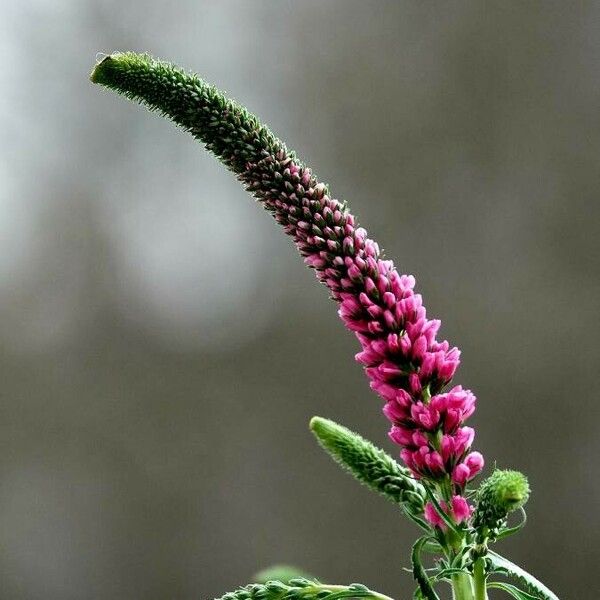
91 52 483 500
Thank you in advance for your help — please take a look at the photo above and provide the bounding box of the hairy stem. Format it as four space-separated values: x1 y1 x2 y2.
472 559 488 600
451 573 474 600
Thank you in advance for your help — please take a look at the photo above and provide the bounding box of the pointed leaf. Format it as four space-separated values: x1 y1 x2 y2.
495 508 527 541
432 567 470 582
488 552 560 600
488 581 542 600
412 587 426 600
411 537 441 600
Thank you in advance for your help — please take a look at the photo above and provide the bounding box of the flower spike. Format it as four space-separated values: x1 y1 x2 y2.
91 51 482 504
91 51 561 600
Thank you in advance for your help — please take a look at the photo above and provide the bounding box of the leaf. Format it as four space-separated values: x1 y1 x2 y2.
412 586 426 600
495 507 527 541
309 417 427 529
432 567 470 582
488 581 542 600
421 540 444 554
449 545 471 568
488 552 560 600
254 565 316 584
411 537 441 600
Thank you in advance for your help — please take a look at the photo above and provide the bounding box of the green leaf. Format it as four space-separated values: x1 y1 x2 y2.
488 581 542 600
432 567 470 582
412 586 426 600
488 552 559 600
411 537 441 600
309 417 427 527
254 566 316 584
449 545 471 569
421 540 444 554
495 507 527 541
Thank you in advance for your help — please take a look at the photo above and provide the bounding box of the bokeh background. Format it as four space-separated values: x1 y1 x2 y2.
1 1 599 599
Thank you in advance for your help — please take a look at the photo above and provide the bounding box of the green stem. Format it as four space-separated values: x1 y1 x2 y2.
451 573 474 600
472 559 488 600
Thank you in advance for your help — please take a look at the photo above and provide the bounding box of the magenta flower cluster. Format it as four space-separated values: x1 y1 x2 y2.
243 153 483 523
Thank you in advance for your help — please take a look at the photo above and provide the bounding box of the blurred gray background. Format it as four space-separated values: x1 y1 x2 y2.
1 1 599 599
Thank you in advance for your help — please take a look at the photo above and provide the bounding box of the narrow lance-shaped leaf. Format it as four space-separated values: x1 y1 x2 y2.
488 552 559 600
310 417 426 523
410 537 441 600
487 581 542 600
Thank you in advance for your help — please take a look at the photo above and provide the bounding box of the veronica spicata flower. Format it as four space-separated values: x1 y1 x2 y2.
92 51 562 600
91 51 483 507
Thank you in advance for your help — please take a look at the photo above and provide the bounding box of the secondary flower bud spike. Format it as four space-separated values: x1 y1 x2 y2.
91 52 483 496
310 416 426 517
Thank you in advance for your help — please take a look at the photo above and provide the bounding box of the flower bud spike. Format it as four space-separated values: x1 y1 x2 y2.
213 580 397 600
310 417 427 522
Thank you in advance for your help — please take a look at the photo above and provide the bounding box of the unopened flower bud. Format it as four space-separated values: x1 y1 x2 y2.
473 469 530 536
